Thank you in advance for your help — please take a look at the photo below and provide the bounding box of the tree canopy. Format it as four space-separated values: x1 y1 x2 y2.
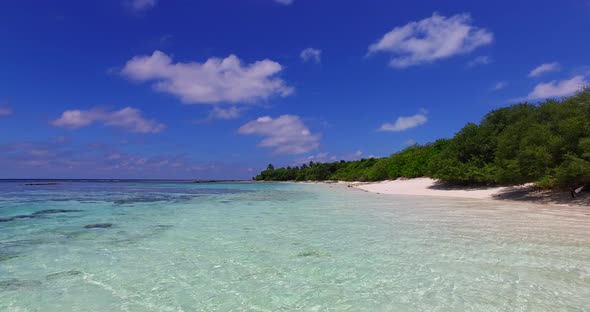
255 89 590 189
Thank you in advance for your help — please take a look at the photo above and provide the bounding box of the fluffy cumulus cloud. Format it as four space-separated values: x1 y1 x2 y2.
368 13 493 68
274 0 294 5
295 150 363 165
528 62 560 77
121 50 293 104
0 107 13 116
492 81 508 91
467 55 492 67
208 106 241 120
128 0 157 11
379 111 428 132
52 107 165 133
238 115 320 155
520 75 588 101
300 48 322 63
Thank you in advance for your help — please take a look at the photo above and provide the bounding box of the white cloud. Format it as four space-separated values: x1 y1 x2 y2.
492 81 508 91
300 48 322 63
194 107 243 124
304 152 334 163
52 107 165 133
128 0 157 11
238 115 320 154
467 55 492 67
121 50 293 104
208 107 241 120
404 139 417 146
379 111 428 132
528 62 560 77
274 0 294 5
0 107 13 116
368 13 493 68
295 150 363 165
518 76 588 101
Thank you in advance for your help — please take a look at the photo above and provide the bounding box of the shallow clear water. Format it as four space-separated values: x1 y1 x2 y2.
1 181 589 311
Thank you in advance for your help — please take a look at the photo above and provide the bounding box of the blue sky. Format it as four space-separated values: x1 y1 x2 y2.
1 0 589 179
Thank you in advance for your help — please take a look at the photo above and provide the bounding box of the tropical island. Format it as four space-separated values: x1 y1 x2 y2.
255 90 590 201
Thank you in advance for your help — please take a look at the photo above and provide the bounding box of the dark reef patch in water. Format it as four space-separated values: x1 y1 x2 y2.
0 279 42 291
13 215 36 220
84 223 113 229
0 209 83 223
0 255 20 262
32 209 83 216
112 194 202 205
2 238 47 248
113 197 166 205
51 198 75 201
0 244 26 262
11 187 250 206
0 215 37 222
46 270 83 280
296 250 322 257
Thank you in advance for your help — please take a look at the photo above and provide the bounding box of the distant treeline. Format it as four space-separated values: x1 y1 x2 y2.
255 89 590 188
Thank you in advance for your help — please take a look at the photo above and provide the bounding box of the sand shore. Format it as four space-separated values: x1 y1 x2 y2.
333 178 589 207
352 178 508 199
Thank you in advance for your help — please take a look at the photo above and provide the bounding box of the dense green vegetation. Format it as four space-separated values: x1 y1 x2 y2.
255 89 590 189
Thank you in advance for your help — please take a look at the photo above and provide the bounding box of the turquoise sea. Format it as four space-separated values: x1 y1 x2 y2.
0 181 589 311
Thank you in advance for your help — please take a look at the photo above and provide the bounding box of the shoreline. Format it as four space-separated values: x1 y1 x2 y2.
353 178 509 199
296 178 590 208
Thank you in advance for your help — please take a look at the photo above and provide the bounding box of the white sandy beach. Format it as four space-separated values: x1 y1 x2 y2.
305 179 586 207
351 178 510 199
